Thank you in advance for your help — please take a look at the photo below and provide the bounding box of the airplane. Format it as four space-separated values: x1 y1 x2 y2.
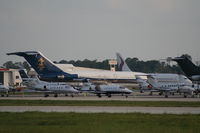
19 69 79 97
173 56 200 82
80 83 133 98
0 83 9 97
7 51 147 84
116 53 195 97
147 75 195 98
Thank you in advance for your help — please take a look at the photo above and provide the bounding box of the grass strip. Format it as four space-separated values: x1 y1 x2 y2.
0 112 200 133
1 99 200 107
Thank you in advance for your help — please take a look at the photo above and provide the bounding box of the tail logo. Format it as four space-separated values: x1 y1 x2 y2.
38 57 45 71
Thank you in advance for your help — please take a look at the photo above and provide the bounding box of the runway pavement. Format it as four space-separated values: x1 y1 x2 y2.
0 106 200 114
1 92 200 114
1 94 200 101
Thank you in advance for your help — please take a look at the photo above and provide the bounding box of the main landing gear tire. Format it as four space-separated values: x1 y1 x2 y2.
54 94 58 97
44 94 49 97
97 94 102 98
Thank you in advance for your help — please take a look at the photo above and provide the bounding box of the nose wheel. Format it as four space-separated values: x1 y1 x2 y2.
97 94 102 98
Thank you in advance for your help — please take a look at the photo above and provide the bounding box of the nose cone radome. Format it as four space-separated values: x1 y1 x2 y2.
124 88 133 93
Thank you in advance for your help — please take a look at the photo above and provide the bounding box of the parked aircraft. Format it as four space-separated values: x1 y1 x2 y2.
116 53 195 97
80 83 132 98
7 51 146 84
147 75 195 98
19 69 79 97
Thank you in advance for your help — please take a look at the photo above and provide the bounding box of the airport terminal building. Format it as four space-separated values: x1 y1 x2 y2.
0 68 22 87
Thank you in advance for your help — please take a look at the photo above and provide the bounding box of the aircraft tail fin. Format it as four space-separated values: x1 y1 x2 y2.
146 75 158 88
7 51 78 81
19 69 29 79
7 51 63 75
116 53 131 72
136 76 149 89
173 57 200 77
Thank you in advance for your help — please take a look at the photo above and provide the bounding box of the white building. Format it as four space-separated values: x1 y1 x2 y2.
0 68 22 88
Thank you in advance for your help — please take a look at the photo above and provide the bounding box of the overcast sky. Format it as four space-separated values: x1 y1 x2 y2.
0 0 200 65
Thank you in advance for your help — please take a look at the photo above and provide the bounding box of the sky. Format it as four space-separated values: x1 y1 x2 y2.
0 0 200 65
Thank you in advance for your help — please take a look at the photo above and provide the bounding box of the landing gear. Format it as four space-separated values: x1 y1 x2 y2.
54 94 58 97
149 92 153 96
97 94 102 98
44 94 49 97
1 93 8 97
71 94 74 98
65 94 68 96
164 91 169 98
107 93 111 98
159 92 163 95
184 93 187 98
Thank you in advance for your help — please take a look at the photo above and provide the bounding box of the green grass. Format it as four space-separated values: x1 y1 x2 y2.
1 99 200 107
0 112 200 133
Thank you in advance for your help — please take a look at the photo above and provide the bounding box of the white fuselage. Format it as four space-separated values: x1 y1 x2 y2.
147 74 194 93
23 78 78 94
81 83 132 94
56 64 147 82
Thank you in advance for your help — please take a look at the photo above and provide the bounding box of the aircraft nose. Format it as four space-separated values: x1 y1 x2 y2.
125 88 133 93
71 87 79 93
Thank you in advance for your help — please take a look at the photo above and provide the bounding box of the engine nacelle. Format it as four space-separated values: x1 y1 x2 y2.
39 73 78 82
57 75 65 79
191 75 200 81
